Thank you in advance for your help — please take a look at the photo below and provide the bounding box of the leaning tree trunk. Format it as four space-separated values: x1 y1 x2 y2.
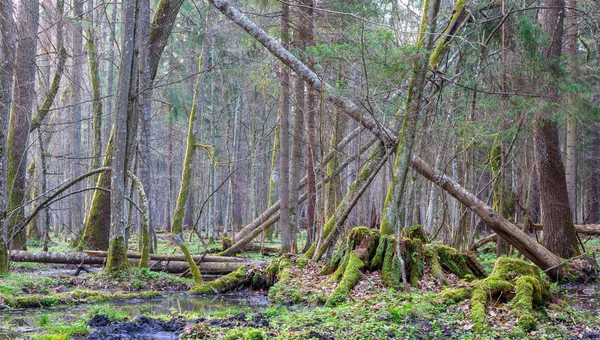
7 0 39 250
534 0 579 259
0 0 17 273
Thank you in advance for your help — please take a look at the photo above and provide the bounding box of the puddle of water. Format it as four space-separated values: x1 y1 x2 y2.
0 293 268 339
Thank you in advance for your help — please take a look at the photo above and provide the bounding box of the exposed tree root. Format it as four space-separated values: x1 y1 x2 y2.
442 257 551 332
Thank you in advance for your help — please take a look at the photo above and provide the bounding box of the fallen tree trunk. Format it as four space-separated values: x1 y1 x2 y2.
470 234 497 251
523 223 600 236
9 251 269 274
83 250 251 263
471 223 600 251
409 156 567 280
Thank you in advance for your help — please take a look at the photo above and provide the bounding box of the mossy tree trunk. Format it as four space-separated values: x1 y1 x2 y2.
209 0 582 281
7 0 40 251
79 129 114 251
278 2 292 254
170 47 212 286
86 0 103 176
0 0 17 274
313 145 388 261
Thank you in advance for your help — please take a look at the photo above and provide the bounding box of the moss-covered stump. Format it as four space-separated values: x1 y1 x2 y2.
321 226 378 277
402 224 429 243
322 226 487 306
442 257 550 332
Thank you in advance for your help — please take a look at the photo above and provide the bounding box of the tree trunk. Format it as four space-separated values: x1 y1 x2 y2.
108 0 137 271
87 0 103 175
170 52 210 285
533 0 579 259
9 250 264 274
79 130 113 251
565 0 578 219
0 0 16 273
149 0 184 80
380 0 442 236
7 0 39 250
278 2 292 254
70 0 84 236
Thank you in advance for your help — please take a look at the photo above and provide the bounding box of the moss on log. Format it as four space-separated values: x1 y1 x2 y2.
191 265 252 294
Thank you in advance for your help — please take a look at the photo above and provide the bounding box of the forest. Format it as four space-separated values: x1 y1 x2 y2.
0 0 600 338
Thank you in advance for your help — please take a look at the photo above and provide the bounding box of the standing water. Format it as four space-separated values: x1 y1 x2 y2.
0 293 268 339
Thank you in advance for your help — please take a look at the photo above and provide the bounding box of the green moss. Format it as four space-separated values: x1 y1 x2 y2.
5 289 161 308
244 328 266 340
517 313 537 331
423 244 446 284
467 257 550 331
326 251 365 307
0 242 8 275
471 287 488 332
178 240 204 286
435 245 476 279
442 287 471 303
381 239 402 289
192 266 249 294
408 239 424 286
370 235 388 270
403 225 429 243
106 236 130 272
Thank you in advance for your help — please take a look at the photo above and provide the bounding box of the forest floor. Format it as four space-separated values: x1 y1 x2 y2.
1 234 599 339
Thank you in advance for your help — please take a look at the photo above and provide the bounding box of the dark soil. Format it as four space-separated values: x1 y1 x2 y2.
85 315 186 340
84 313 272 339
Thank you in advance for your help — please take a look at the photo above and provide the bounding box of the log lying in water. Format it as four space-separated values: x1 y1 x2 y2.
9 251 269 275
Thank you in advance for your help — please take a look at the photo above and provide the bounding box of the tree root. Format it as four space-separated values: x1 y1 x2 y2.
442 257 551 332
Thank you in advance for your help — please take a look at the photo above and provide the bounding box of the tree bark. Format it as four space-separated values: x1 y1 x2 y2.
108 0 137 271
79 131 113 250
278 2 292 254
7 0 39 250
149 0 184 80
69 0 84 236
534 0 579 259
0 0 17 273
87 0 103 175
380 0 442 236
